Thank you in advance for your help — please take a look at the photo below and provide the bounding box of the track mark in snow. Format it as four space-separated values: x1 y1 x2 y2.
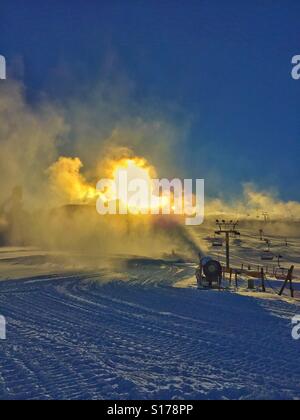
0 266 300 400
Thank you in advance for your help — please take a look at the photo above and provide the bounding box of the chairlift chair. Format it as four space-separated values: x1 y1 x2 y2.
275 267 287 280
261 238 274 260
261 250 274 261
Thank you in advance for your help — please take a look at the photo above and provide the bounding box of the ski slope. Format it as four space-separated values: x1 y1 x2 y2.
0 248 300 400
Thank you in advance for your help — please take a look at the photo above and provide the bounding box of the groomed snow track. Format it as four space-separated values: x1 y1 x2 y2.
0 263 300 400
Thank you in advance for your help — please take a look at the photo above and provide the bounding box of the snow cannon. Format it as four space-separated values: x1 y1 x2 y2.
196 256 223 289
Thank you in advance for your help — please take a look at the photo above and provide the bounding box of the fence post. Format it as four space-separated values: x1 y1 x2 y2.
229 269 233 286
261 268 266 293
279 266 294 297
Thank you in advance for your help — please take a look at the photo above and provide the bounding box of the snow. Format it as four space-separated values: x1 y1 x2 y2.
0 227 300 400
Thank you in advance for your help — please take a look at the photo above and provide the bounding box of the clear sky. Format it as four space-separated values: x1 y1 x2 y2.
1 0 300 201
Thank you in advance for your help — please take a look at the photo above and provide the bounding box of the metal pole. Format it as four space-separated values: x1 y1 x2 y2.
261 268 266 293
226 232 230 270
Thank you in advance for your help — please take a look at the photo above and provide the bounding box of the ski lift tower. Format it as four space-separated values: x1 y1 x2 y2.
215 220 240 270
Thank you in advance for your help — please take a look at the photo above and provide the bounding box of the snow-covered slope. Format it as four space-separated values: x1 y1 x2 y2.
0 255 300 400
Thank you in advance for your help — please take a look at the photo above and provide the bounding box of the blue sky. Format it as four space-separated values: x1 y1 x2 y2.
1 0 300 200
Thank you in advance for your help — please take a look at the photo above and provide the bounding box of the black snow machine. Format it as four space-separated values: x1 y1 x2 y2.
195 256 223 289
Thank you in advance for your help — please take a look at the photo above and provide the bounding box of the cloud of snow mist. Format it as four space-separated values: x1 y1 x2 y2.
1 79 299 258
205 183 300 222
0 79 203 258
